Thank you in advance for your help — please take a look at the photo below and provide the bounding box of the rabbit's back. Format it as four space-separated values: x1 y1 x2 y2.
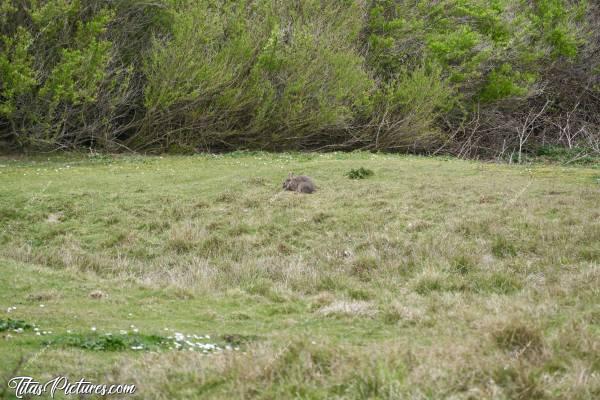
283 175 315 193
297 179 315 193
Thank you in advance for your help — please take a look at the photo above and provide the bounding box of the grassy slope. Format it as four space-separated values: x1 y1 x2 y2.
0 152 598 399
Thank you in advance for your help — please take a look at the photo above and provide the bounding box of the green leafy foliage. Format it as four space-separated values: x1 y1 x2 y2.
365 0 587 103
369 64 456 149
45 333 166 351
478 64 535 102
142 0 372 148
38 9 113 106
530 0 585 59
0 0 596 156
0 28 37 118
0 319 33 332
346 167 374 180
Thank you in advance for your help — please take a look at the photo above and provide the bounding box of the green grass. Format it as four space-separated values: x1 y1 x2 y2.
0 152 598 399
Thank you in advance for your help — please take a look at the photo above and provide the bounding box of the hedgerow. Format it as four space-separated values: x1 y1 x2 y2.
0 0 598 159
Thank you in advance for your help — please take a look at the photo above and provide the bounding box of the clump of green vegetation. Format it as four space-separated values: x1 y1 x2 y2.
346 167 374 179
492 236 518 258
44 333 163 352
351 256 378 281
44 331 240 353
493 323 544 356
0 319 32 332
535 145 600 165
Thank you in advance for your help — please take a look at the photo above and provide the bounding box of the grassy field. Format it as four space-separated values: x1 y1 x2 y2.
0 152 598 399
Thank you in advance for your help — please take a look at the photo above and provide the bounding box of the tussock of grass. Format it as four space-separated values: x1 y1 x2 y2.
318 300 377 318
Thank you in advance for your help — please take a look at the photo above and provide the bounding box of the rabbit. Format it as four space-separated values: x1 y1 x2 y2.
282 173 315 194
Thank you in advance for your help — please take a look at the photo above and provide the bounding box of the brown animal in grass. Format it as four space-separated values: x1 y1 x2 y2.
282 173 315 194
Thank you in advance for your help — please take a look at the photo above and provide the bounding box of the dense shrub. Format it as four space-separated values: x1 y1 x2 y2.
0 0 598 158
141 0 372 150
363 0 598 157
0 0 170 150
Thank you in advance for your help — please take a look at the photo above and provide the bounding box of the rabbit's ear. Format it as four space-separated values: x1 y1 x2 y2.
288 172 294 178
